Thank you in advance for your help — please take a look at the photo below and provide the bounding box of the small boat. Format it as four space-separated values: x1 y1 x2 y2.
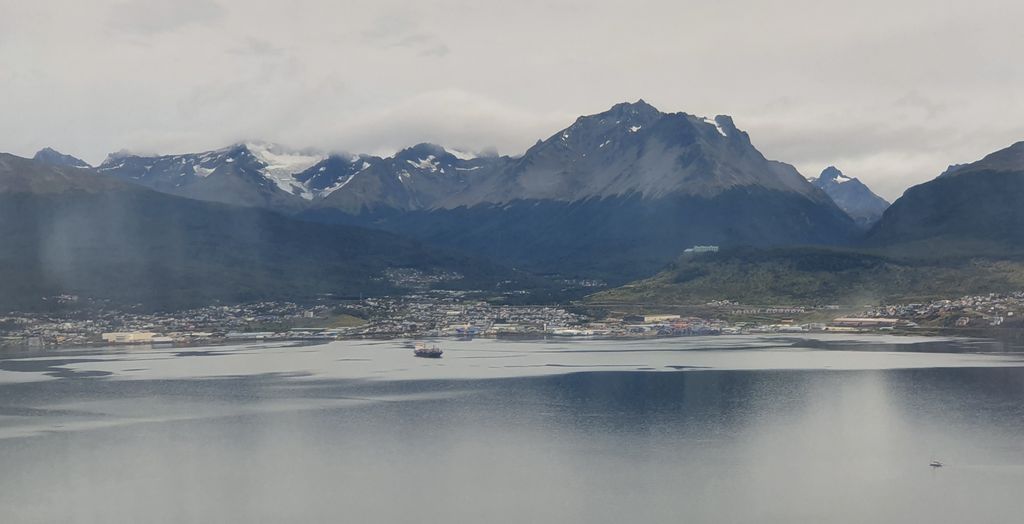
929 461 943 468
413 342 443 358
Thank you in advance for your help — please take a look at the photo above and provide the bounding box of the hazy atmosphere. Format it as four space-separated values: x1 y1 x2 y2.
4 3 1024 522
3 0 1023 199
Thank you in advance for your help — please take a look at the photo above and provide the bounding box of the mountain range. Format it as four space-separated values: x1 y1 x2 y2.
0 153 508 310
17 100 1024 309
311 101 864 279
74 101 863 218
35 101 873 282
95 142 321 211
89 141 500 214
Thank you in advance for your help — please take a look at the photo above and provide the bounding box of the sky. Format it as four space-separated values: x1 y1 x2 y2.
2 0 1023 200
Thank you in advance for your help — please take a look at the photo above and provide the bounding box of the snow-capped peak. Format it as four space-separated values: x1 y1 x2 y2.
242 142 325 172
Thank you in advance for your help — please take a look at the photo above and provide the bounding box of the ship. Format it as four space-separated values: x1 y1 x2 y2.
413 342 443 358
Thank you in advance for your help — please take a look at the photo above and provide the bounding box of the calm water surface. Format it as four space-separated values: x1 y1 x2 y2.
1 335 1023 523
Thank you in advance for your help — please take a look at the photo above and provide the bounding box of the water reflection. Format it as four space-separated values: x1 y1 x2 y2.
0 338 1022 523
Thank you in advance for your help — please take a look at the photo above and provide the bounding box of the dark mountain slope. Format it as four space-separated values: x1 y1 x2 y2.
342 188 859 282
0 154 504 310
867 142 1024 252
308 101 860 281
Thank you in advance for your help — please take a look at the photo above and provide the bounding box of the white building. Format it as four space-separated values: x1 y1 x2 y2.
101 332 159 344
684 245 719 253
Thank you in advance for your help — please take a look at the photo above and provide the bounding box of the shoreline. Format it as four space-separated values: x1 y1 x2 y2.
4 328 1024 356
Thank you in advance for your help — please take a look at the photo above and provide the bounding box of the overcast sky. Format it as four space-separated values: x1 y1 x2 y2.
2 0 1022 199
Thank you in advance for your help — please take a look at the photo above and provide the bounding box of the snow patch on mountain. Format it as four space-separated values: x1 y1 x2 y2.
243 142 325 200
702 117 728 137
447 148 476 161
407 155 440 172
320 175 356 197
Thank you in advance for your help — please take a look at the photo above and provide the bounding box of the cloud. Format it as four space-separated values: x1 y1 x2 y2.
417 42 450 57
229 37 286 57
361 11 450 58
293 89 573 157
106 0 225 36
751 114 1024 200
894 91 948 120
2 0 1023 198
360 13 416 43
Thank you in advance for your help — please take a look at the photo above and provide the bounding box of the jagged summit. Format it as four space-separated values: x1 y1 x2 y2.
394 143 456 162
817 166 849 182
618 98 655 109
439 101 817 207
810 166 890 228
604 99 662 119
32 147 91 169
557 100 664 142
311 142 506 214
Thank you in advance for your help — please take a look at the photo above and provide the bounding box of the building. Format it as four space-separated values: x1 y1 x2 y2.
829 318 901 328
101 332 159 344
624 314 682 324
683 245 719 253
226 332 278 340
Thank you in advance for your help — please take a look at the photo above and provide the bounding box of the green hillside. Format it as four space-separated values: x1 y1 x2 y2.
589 247 1024 306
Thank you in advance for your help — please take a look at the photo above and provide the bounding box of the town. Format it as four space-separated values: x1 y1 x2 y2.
2 290 1022 350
